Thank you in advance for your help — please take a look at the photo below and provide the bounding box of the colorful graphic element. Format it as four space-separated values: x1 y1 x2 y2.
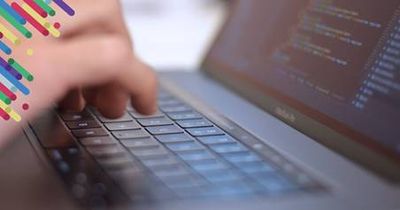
0 0 75 122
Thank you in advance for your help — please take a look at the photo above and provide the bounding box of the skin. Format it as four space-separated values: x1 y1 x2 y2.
0 0 157 145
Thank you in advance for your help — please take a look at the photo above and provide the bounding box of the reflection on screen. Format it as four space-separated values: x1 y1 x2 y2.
208 0 400 158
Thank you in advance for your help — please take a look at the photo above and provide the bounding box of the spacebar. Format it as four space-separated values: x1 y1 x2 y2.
30 111 77 148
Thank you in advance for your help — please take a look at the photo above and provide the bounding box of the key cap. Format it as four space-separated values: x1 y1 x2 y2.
160 105 192 113
155 133 194 143
176 119 212 128
165 142 204 152
210 143 248 154
129 111 164 119
60 111 93 121
158 98 182 106
137 117 173 127
112 129 150 140
190 161 228 172
146 125 183 135
65 120 100 130
104 121 141 131
167 111 202 120
158 91 173 100
97 156 136 171
198 135 236 145
199 170 242 183
186 127 224 137
86 146 125 158
48 149 63 161
141 157 180 170
72 128 108 138
79 136 117 146
96 113 132 123
222 152 261 163
120 137 159 149
129 147 169 159
150 165 191 178
162 175 205 190
177 150 215 162
236 162 276 174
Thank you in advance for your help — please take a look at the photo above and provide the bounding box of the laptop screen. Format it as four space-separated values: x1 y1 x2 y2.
204 0 400 163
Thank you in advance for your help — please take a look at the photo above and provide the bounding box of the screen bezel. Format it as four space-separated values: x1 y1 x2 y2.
201 1 400 182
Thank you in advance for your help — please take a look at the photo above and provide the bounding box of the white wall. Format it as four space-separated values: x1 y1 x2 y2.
121 0 226 71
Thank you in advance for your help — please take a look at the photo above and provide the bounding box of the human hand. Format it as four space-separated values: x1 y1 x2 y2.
0 0 157 143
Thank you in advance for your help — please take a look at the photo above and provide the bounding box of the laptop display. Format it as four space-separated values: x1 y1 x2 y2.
205 0 400 163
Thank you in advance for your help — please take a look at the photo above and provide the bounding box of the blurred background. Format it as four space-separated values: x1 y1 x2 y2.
121 0 228 71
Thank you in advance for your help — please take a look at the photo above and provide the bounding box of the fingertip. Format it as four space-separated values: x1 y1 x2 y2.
94 84 129 119
58 89 86 112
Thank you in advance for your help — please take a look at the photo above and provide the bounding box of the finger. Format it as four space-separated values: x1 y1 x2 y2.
58 88 86 111
49 35 157 114
82 87 99 106
89 82 129 118
51 35 128 88
122 60 158 114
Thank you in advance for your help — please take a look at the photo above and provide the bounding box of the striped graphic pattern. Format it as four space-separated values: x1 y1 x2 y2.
0 0 75 122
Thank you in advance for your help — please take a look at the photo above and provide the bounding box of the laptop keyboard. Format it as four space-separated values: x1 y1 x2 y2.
31 89 321 206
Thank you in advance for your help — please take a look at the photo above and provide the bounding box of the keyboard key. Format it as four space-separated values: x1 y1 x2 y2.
177 150 215 162
60 111 93 121
104 121 141 131
162 175 205 190
167 111 202 120
235 162 276 174
120 137 159 149
79 136 117 146
86 146 125 158
176 119 212 128
146 125 183 135
129 111 164 119
112 129 150 140
197 135 236 145
65 120 100 130
48 149 63 161
57 161 71 173
137 117 173 127
165 142 204 152
200 170 242 183
72 128 108 138
210 143 248 154
151 165 191 178
141 157 180 170
186 127 224 137
160 105 192 113
129 147 169 159
96 113 132 123
190 161 228 172
107 167 144 188
222 152 262 163
158 98 182 106
158 91 173 100
96 156 136 171
155 133 194 143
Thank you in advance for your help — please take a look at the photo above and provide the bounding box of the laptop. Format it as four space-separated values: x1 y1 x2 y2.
1 1 400 209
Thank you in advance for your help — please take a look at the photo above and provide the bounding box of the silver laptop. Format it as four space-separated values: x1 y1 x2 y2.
1 1 400 209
